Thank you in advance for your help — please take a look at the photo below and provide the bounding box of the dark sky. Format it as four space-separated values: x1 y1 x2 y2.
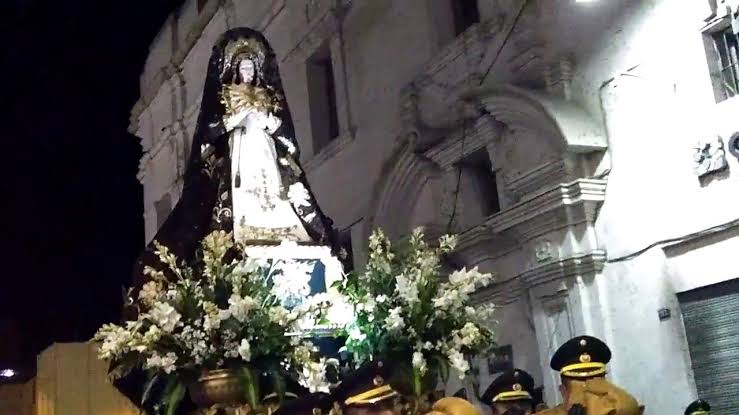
0 0 183 375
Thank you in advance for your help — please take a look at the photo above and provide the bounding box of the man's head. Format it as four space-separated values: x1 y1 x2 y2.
480 369 535 415
331 361 399 415
684 399 711 415
550 335 611 402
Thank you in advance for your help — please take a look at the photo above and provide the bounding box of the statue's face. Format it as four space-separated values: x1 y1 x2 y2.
238 58 255 83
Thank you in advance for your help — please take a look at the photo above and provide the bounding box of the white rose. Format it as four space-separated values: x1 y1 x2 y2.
149 302 181 333
238 339 251 361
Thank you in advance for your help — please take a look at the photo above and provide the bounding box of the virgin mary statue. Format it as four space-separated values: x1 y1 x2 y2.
131 28 345 293
117 27 346 413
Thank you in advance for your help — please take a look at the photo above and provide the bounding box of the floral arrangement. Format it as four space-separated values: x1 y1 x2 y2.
335 228 495 400
94 231 335 415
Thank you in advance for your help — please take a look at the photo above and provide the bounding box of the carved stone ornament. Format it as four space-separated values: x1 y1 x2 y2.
534 239 554 263
693 136 728 178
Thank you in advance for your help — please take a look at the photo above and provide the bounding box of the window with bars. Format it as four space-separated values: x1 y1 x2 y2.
709 25 739 102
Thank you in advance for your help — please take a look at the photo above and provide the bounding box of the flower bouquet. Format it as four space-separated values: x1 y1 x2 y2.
335 228 495 413
94 231 337 415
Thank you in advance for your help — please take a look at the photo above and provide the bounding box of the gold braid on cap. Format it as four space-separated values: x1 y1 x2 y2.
492 390 532 403
344 385 398 406
560 352 606 377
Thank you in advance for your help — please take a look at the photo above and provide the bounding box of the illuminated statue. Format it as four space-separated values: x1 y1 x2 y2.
131 28 345 292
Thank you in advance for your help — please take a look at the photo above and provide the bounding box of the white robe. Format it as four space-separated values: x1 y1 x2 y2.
227 108 312 244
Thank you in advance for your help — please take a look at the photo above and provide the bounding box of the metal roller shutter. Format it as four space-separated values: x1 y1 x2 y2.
679 278 739 415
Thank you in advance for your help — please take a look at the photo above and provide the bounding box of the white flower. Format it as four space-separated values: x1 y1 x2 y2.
384 307 405 332
287 183 311 207
95 324 133 359
228 294 258 323
149 302 181 333
395 274 419 304
271 260 314 306
203 304 221 331
143 325 162 344
138 281 161 306
269 306 291 326
292 343 315 365
218 309 232 321
298 359 335 394
233 258 262 276
459 322 481 346
447 349 469 379
238 339 251 361
376 295 388 303
145 352 178 374
276 136 297 155
348 325 367 342
412 351 427 374
432 288 461 310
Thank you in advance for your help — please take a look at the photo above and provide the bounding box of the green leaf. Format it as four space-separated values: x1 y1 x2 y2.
141 372 161 406
238 366 260 409
164 378 186 415
267 366 286 404
431 354 450 384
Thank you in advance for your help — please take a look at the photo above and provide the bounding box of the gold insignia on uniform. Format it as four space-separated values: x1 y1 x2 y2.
580 353 591 363
373 376 384 386
513 383 522 391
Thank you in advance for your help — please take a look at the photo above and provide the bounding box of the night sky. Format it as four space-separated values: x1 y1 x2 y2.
0 0 183 375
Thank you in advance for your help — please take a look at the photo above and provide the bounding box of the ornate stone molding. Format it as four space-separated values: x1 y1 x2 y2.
467 85 608 153
454 225 519 267
365 141 443 240
487 179 607 242
472 250 606 306
302 132 354 173
424 116 504 169
503 159 568 199
520 250 606 288
282 0 348 63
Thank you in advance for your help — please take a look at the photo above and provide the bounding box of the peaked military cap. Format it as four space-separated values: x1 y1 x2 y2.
550 335 611 378
331 360 399 408
684 399 711 415
480 369 534 405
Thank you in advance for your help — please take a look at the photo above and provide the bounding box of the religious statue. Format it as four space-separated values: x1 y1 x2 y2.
130 27 345 293
114 27 348 414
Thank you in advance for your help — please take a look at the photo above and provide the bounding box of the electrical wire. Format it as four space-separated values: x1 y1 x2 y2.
606 216 739 263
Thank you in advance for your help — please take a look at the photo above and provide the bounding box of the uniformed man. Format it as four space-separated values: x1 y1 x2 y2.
479 369 536 415
538 335 644 415
684 399 711 415
330 360 400 415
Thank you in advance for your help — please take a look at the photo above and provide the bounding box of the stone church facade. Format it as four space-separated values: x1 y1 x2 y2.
130 1 739 413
